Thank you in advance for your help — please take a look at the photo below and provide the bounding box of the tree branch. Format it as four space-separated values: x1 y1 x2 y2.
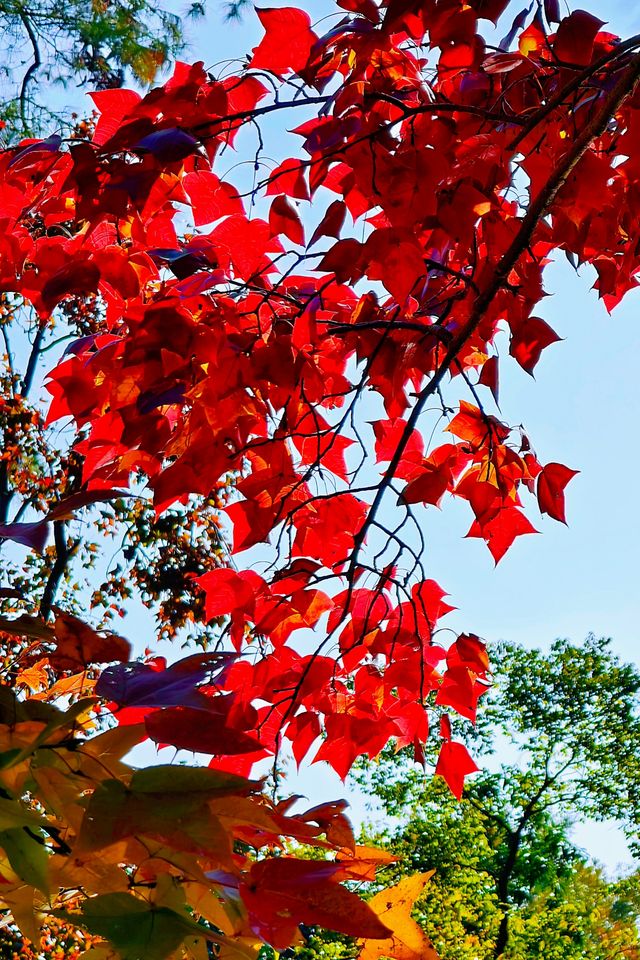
346 54 640 583
39 521 79 619
22 323 46 397
18 11 42 130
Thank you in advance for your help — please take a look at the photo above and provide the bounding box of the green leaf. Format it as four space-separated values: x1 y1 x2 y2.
0 827 50 894
130 764 255 797
55 892 210 960
0 797 49 830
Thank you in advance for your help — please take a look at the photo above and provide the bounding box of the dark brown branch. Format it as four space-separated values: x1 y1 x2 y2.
364 89 527 127
22 323 46 397
18 12 42 129
39 521 79 619
493 772 554 959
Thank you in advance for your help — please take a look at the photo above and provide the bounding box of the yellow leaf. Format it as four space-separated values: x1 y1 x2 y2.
183 883 240 936
0 720 48 754
216 937 262 960
358 873 439 960
34 671 96 702
55 841 132 895
0 796 49 830
17 658 50 693
351 845 398 863
182 935 211 960
2 884 42 943
30 764 84 832
336 846 398 883
72 723 146 781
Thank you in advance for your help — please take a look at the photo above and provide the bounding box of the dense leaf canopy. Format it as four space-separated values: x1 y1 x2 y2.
0 1 640 957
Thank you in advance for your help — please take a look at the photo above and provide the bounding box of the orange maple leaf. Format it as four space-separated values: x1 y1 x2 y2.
357 872 439 960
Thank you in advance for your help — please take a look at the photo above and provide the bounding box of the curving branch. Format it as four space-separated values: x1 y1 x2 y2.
344 53 640 586
17 11 42 129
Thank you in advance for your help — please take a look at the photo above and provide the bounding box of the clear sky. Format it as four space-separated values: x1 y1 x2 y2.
62 0 640 873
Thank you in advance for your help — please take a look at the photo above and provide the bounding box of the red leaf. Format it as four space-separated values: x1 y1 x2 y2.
293 427 354 482
402 463 450 507
318 239 364 284
364 233 424 303
439 714 452 740
41 261 101 312
336 0 380 22
470 0 510 23
269 195 305 245
467 507 538 563
436 665 485 722
309 200 347 245
250 7 318 76
554 11 605 66
544 0 561 24
288 711 322 767
478 355 499 404
241 857 391 948
226 499 276 553
435 740 479 799
266 158 310 200
373 418 424 477
197 567 262 621
183 171 243 226
89 88 141 146
209 214 277 280
451 633 490 673
509 316 561 375
537 462 579 523
145 705 264 756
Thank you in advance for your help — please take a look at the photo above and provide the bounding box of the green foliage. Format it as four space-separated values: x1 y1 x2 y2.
348 636 640 960
0 0 202 135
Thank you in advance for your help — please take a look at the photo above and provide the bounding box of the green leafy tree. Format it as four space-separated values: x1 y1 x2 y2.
352 636 640 960
0 0 203 134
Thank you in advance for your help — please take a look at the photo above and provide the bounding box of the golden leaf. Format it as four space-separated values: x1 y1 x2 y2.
358 872 439 960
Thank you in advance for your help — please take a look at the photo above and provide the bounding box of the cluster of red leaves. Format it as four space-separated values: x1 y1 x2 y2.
3 0 636 784
2 0 640 954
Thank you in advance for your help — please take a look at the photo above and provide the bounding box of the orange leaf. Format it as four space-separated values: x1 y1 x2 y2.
446 401 509 446
358 873 438 960
51 610 131 671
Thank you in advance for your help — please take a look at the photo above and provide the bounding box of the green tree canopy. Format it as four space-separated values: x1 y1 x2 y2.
0 0 202 134
352 636 640 960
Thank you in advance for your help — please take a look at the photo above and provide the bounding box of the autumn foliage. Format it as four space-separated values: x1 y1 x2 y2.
0 0 639 956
